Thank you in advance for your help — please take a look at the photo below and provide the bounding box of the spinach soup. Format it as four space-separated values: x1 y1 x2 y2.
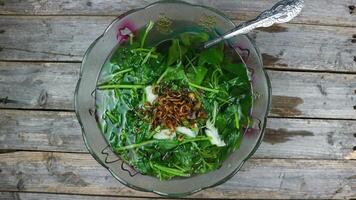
95 21 253 180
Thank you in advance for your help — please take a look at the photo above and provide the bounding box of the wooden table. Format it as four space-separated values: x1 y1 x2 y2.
0 0 355 199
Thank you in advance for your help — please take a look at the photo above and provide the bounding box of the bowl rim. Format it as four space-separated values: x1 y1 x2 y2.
75 0 271 197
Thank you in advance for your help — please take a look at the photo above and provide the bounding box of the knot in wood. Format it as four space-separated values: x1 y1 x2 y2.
38 90 48 106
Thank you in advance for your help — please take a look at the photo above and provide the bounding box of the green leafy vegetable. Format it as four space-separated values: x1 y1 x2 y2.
95 22 253 180
187 66 208 85
198 46 224 65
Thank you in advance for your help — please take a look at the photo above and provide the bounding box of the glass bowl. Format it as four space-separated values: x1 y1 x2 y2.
75 0 271 197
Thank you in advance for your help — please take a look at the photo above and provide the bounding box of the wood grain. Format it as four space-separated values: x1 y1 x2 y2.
0 110 82 152
1 62 355 119
0 151 355 199
0 0 355 27
256 24 356 72
1 110 355 160
268 71 356 119
0 16 355 72
0 62 79 110
0 16 108 61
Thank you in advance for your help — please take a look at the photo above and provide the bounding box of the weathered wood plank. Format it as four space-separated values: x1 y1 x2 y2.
0 192 17 200
1 62 355 119
0 110 82 152
0 192 157 200
0 0 355 27
0 152 355 199
0 17 108 61
0 16 355 72
0 62 79 110
260 118 356 160
268 71 356 119
1 110 355 160
256 24 356 72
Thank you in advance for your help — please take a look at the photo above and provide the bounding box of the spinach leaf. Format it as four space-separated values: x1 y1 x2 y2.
167 39 187 66
157 66 187 84
198 46 224 66
156 140 179 150
186 66 208 85
180 32 209 46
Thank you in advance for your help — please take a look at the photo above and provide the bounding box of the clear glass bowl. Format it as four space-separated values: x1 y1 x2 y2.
75 0 271 197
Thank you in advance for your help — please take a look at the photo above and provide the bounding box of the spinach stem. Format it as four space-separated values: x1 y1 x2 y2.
106 111 119 124
112 68 133 77
98 84 145 90
141 48 156 65
129 33 134 45
101 68 133 81
132 48 151 52
172 163 186 172
132 48 158 59
148 54 158 59
234 112 240 129
217 97 233 107
185 55 197 72
147 130 157 139
114 136 208 152
156 67 170 84
177 40 182 61
114 140 156 151
188 82 220 93
141 21 154 48
212 101 218 125
153 163 190 177
180 136 210 145
211 68 222 88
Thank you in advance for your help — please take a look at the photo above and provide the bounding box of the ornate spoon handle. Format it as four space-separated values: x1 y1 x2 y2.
204 0 304 49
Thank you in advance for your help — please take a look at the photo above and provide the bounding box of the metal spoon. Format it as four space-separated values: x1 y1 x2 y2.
204 0 304 49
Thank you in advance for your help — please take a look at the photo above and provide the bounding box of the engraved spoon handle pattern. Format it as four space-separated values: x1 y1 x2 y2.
204 0 304 48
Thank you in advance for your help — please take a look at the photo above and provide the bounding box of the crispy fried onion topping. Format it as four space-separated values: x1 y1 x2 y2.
145 88 206 130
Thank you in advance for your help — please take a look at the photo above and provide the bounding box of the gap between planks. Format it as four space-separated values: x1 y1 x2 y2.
1 16 355 72
1 110 356 160
1 108 356 122
1 60 356 75
0 152 355 199
0 0 355 28
0 149 353 161
0 191 174 200
0 13 353 29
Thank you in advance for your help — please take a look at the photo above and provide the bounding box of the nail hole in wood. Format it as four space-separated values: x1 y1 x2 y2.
0 0 4 6
353 146 356 151
352 34 356 43
354 56 356 63
353 133 356 137
354 105 356 110
87 1 92 6
0 30 4 34
349 5 355 14
88 108 94 116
